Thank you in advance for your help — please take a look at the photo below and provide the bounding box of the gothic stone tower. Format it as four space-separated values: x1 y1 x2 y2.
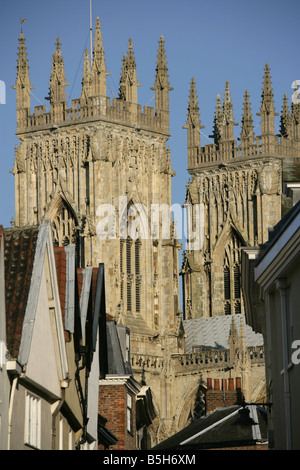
181 68 300 319
12 20 183 443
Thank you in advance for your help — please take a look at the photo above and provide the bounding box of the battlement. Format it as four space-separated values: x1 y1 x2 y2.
188 134 300 169
17 96 166 134
14 19 172 137
131 345 264 376
185 69 300 170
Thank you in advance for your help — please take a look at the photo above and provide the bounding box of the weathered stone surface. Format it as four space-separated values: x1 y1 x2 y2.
12 23 299 446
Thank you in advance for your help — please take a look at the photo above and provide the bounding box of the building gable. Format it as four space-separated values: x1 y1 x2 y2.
17 220 68 395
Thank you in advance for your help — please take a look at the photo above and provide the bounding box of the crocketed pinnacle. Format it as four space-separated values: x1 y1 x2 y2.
187 77 199 115
126 38 136 71
240 90 254 141
15 32 31 86
153 35 171 89
48 37 69 103
183 77 203 158
51 38 66 80
258 63 276 115
150 35 172 132
185 77 203 129
90 17 107 97
210 94 223 145
92 17 106 73
257 63 278 135
118 53 127 100
229 316 239 342
81 48 91 103
12 30 34 126
279 93 291 138
223 80 237 128
118 38 139 103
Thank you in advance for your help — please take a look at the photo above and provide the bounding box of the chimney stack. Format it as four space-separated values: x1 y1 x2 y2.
206 377 243 414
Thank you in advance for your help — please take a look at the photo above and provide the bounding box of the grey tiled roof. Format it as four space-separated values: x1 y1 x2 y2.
153 404 268 450
183 314 264 353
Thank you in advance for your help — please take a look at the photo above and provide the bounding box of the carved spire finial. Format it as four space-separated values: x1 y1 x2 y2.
12 29 34 128
90 17 107 97
127 37 136 70
240 90 254 142
81 48 91 104
154 35 170 87
151 35 173 132
279 93 291 138
222 81 238 140
118 38 140 104
183 77 204 167
257 63 278 135
48 37 69 103
260 63 275 112
187 77 200 118
210 94 223 146
14 30 31 89
118 53 127 100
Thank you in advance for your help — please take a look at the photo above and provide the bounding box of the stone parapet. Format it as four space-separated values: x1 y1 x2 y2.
131 345 264 376
188 136 300 169
16 97 167 135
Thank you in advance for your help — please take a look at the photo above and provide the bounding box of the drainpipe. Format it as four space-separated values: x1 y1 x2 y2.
52 379 70 450
75 348 89 450
7 376 18 450
276 279 292 450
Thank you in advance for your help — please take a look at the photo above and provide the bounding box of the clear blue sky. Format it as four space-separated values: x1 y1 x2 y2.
0 0 299 235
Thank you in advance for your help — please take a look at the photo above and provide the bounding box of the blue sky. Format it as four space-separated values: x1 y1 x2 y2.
0 0 299 235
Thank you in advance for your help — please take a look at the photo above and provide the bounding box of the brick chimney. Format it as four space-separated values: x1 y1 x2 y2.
206 377 243 414
98 376 140 451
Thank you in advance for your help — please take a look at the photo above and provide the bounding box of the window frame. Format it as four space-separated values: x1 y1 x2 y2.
24 391 41 449
126 393 133 434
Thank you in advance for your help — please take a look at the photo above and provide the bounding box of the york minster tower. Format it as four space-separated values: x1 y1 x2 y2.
181 70 300 319
12 17 299 446
12 18 183 443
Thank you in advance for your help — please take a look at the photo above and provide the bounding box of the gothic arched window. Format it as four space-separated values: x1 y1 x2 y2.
120 235 142 314
51 199 83 265
224 265 231 300
126 237 132 312
135 239 141 313
234 264 241 299
52 203 77 247
223 233 242 315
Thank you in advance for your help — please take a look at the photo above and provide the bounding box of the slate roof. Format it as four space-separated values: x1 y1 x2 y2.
106 321 130 375
183 314 264 353
2 225 39 359
153 404 268 450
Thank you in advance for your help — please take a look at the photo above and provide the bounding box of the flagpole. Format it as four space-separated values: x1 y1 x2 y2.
90 0 92 65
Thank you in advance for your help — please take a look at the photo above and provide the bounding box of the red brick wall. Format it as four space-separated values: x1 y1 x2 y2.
206 377 243 414
98 383 137 450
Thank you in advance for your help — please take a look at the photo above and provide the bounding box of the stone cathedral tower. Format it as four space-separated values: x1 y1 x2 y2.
12 19 298 447
12 19 184 443
181 68 300 319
